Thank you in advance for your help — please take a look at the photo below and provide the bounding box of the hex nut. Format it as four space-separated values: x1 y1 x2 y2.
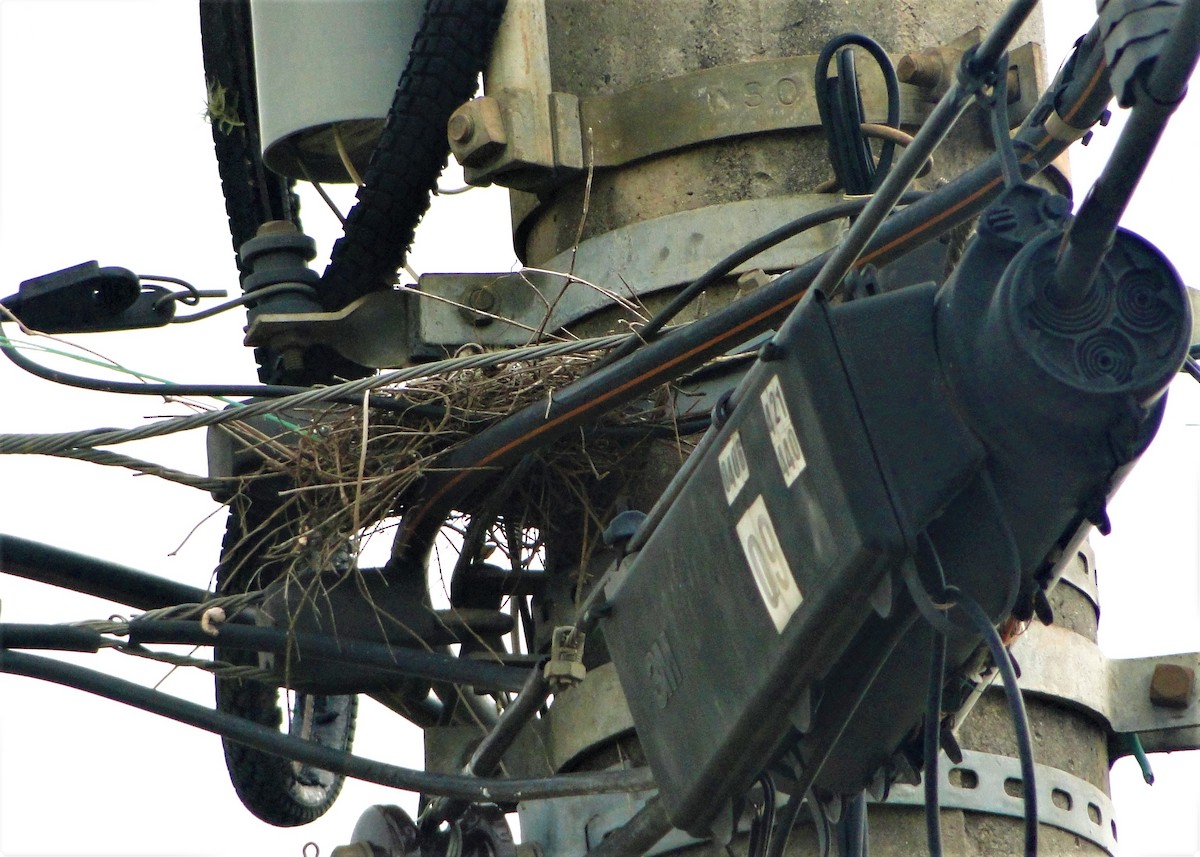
1149 663 1195 709
449 97 507 167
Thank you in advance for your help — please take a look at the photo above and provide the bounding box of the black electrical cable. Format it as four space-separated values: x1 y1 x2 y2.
0 533 210 610
988 52 1027 190
1 650 656 802
0 623 105 653
815 34 901 194
950 586 1037 856
421 667 552 830
1052 0 1200 305
584 796 671 857
908 529 1035 853
765 790 805 857
0 337 455 418
596 192 927 369
126 619 530 694
923 628 948 857
747 773 778 857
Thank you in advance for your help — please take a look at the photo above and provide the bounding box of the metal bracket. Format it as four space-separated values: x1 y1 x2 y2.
456 53 932 189
459 26 1042 191
245 288 412 368
413 194 844 351
1013 621 1200 752
881 749 1118 854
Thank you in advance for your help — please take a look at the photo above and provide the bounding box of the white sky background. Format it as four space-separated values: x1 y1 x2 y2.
0 1 1197 855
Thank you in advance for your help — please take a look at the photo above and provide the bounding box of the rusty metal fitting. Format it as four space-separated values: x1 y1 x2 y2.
458 285 498 326
1149 663 1195 709
448 97 508 167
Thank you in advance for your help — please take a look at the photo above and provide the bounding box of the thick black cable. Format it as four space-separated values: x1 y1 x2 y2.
0 623 105 653
0 337 449 418
0 533 210 610
422 667 552 829
1 650 655 802
948 586 1037 856
765 790 805 857
127 619 530 694
815 34 901 194
923 628 948 857
1053 0 1200 304
584 796 671 857
748 773 778 857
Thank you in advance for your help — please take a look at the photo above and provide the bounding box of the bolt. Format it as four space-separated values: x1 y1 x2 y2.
458 286 497 327
448 97 507 167
447 111 475 145
468 286 496 313
897 50 945 89
1149 663 1194 709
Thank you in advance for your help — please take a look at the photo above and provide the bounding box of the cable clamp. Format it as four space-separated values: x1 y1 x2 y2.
200 606 226 636
1043 107 1092 143
544 626 587 690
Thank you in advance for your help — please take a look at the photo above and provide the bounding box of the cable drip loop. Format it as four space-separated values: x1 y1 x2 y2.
815 34 901 194
904 533 1038 857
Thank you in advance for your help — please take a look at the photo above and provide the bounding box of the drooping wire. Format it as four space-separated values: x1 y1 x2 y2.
1 650 656 803
835 792 869 857
747 773 778 857
815 34 901 194
984 52 1028 190
924 627 948 857
913 533 1038 857
0 332 634 457
166 281 319 323
138 273 222 306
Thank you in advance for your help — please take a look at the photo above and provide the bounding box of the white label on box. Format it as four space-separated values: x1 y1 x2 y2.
718 430 750 505
760 375 806 487
736 495 803 633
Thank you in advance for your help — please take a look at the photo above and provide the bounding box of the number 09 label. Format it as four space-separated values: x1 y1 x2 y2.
736 495 803 632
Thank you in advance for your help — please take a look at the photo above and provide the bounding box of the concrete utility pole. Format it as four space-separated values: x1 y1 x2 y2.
437 2 1185 855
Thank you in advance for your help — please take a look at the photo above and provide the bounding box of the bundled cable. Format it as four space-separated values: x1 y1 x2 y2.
815 34 901 194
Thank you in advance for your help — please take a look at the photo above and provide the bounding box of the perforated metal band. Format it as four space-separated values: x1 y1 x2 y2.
879 749 1118 854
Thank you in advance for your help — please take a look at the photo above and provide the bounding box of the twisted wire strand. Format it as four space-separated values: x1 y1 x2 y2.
0 333 633 457
52 447 231 492
118 643 277 682
73 591 263 634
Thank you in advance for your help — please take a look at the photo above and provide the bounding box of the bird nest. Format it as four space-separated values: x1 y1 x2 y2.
214 349 682 584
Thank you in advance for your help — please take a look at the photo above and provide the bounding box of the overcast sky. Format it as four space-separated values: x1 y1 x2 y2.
0 2 1198 856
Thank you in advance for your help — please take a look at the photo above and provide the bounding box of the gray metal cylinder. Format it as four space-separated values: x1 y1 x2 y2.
251 0 422 182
